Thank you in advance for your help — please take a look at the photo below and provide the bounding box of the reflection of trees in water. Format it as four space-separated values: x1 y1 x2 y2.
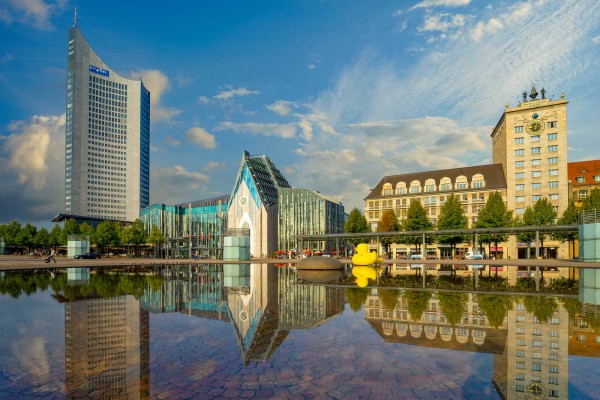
345 287 370 312
378 289 400 311
477 293 514 328
437 291 468 326
522 296 558 323
403 290 432 321
0 270 52 298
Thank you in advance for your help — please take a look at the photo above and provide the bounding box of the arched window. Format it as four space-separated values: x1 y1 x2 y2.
471 173 485 189
424 179 436 192
439 177 452 191
410 180 422 194
455 175 468 190
395 182 407 195
382 183 393 196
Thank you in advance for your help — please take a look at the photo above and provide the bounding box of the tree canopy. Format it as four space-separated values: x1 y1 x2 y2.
377 209 399 255
475 192 512 250
345 207 371 246
400 200 433 251
582 188 600 210
437 193 468 253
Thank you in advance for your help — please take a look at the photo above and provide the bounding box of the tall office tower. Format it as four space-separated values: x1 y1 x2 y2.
66 24 150 221
491 86 568 217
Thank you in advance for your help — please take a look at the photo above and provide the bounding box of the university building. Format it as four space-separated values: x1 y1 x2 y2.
365 87 572 259
65 23 150 222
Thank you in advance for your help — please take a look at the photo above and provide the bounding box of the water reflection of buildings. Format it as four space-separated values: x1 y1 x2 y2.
139 264 345 365
63 295 150 399
365 291 508 354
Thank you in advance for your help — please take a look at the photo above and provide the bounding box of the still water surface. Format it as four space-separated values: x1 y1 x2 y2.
0 264 598 399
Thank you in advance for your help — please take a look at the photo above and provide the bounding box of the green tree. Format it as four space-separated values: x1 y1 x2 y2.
403 290 432 321
95 220 120 255
345 207 370 246
378 289 400 311
17 223 37 253
522 296 558 324
376 209 399 256
400 200 433 253
475 192 512 255
3 220 22 250
437 291 468 327
61 218 80 245
345 287 370 313
121 220 145 255
553 200 580 258
49 224 62 252
79 222 95 243
148 226 166 257
476 294 513 328
34 227 50 253
582 188 600 210
519 198 557 256
437 193 468 256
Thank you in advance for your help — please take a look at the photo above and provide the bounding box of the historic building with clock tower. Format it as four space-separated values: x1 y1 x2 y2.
491 86 569 258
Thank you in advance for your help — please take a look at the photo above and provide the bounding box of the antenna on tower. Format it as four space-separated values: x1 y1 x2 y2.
73 8 77 26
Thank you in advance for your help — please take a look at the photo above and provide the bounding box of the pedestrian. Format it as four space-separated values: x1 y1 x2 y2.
45 248 56 263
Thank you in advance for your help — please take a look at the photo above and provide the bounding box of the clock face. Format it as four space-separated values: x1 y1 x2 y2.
239 196 248 206
527 382 546 399
526 120 545 135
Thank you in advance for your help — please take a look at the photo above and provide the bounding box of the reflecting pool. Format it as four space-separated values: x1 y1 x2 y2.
0 264 599 399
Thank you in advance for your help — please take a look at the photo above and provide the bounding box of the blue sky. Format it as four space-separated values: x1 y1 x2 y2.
1 0 600 225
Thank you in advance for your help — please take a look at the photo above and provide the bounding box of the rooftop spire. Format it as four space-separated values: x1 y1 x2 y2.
73 8 77 26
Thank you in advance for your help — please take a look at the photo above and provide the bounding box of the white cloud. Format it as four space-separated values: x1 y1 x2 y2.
186 127 217 149
420 13 465 32
150 165 210 205
214 87 259 100
0 113 65 224
198 96 210 105
470 18 503 41
0 0 66 30
218 122 296 138
165 135 180 147
203 161 225 173
130 69 182 123
175 72 194 87
267 100 295 116
593 35 600 44
412 0 471 10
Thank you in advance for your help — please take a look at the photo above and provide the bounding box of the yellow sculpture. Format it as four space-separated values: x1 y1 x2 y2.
352 265 383 287
351 243 383 266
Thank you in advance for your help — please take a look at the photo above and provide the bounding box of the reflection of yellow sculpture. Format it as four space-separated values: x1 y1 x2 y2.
352 265 382 287
352 243 383 266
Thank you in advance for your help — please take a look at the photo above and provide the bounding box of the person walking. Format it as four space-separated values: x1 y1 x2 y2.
45 248 56 263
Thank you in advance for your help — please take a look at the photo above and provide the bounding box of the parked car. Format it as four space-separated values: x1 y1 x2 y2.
410 253 422 260
465 251 483 260
75 253 101 259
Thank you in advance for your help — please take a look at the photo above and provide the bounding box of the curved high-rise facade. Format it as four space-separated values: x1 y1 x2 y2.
66 24 150 221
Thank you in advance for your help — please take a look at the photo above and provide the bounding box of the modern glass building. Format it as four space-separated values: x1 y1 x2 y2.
66 23 150 222
278 188 345 253
140 195 229 258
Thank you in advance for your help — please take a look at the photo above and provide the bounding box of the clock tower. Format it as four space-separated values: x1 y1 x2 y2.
491 87 568 257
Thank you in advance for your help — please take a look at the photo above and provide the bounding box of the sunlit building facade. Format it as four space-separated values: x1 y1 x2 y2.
278 188 345 253
567 159 600 206
66 24 150 221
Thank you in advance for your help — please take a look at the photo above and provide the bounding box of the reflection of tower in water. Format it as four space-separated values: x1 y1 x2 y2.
64 295 150 399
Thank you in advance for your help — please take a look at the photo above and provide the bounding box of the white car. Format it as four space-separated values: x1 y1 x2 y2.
465 251 483 260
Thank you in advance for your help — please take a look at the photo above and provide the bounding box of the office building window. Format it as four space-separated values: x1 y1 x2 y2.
549 181 559 188
516 373 525 381
550 193 559 200
549 169 559 176
548 157 558 164
531 159 541 166
532 171 541 178
547 133 557 140
516 385 524 392
579 190 588 198
532 363 542 371
549 378 559 385
595 175 600 182
576 176 585 183
548 145 558 152
516 196 525 203
516 184 525 191
515 149 525 156
516 362 525 369
515 126 524 133
516 351 525 357
532 147 541 154
547 121 557 128
531 135 541 142
515 160 524 168
516 172 525 179
550 342 559 349
515 137 524 144
549 366 559 373
516 208 525 215
532 183 541 189
532 195 541 201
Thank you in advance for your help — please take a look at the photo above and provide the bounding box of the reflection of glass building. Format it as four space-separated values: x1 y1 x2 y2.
66 24 150 221
64 296 150 399
140 195 229 258
278 188 345 253
228 151 291 257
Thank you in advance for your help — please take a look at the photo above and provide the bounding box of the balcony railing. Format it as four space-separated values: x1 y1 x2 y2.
579 210 600 224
